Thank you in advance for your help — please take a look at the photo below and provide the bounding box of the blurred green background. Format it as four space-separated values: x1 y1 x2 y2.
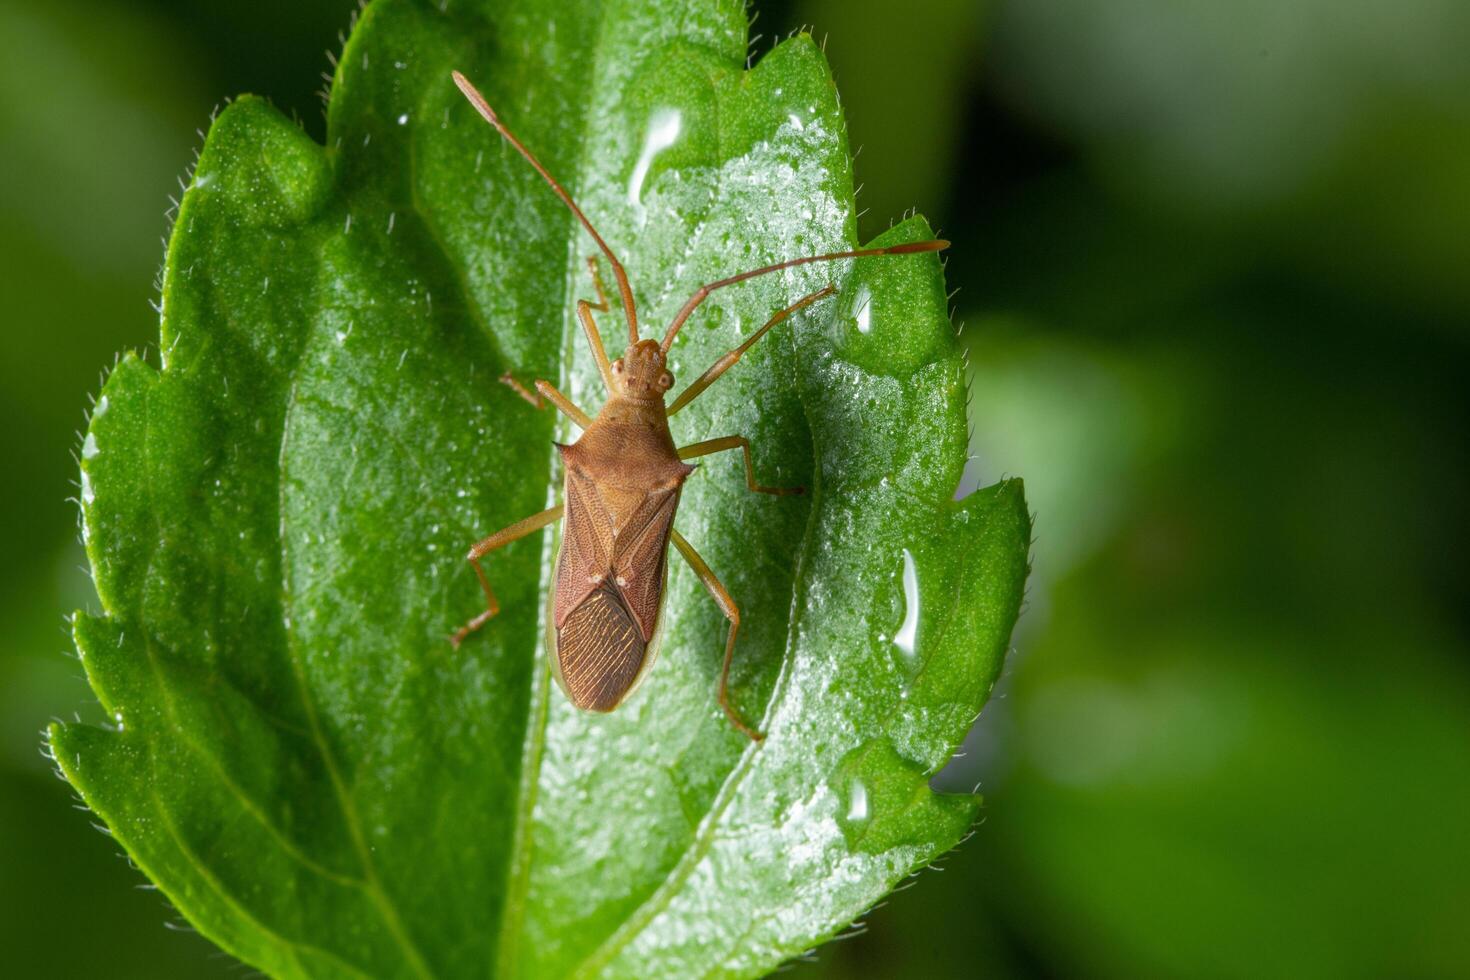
3 0 1467 976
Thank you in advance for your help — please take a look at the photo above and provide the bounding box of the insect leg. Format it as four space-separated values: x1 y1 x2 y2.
667 285 837 417
669 528 764 741
498 375 593 429
577 300 617 393
451 503 565 648
659 239 949 353
500 372 545 407
500 259 611 409
533 380 593 429
585 255 611 312
678 436 803 495
575 256 621 393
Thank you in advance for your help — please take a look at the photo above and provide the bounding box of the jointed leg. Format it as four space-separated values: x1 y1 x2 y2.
670 528 764 741
498 376 592 429
575 254 618 391
534 380 592 429
585 255 611 312
507 253 615 408
658 239 948 352
667 285 837 417
679 436 803 495
451 503 565 648
500 373 543 407
577 300 616 392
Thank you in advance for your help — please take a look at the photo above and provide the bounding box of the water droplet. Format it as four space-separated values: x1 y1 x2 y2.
397 113 409 125
846 779 869 823
627 108 682 227
853 286 872 335
893 548 919 660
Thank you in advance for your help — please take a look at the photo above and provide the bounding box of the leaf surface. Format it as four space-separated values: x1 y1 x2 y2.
52 1 1030 976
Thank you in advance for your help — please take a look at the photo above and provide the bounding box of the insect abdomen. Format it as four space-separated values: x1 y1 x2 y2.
553 584 648 712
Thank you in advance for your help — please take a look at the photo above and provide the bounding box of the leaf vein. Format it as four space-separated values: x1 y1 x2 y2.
149 778 378 980
279 374 439 979
140 632 367 889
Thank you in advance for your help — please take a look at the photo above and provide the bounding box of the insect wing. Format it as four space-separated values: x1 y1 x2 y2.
553 467 613 629
547 551 670 712
553 584 644 711
610 486 679 639
548 469 680 712
555 467 679 639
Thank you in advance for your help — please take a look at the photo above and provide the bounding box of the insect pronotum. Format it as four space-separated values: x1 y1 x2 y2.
448 70 947 740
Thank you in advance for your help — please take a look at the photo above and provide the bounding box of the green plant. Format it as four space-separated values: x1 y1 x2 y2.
49 0 1029 976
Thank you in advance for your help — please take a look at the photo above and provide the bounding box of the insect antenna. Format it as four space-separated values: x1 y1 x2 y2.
659 240 948 352
452 70 640 344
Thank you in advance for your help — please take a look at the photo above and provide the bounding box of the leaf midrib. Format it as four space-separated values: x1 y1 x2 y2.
566 282 837 979
508 30 856 972
485 10 794 973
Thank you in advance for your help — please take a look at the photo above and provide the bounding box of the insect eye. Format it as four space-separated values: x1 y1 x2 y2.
658 372 673 389
612 359 624 374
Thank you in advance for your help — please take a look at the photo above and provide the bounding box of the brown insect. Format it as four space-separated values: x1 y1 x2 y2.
448 71 947 740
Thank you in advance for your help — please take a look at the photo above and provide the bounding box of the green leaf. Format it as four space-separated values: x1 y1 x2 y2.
50 1 1030 976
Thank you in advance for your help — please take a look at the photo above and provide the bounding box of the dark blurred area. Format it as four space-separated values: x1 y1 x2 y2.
3 1 1466 977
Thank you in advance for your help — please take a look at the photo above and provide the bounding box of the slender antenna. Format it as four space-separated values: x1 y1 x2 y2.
658 240 948 352
452 70 639 344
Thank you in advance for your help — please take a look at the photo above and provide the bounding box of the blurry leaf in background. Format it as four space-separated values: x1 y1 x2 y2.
47 0 1028 976
961 326 1470 979
0 3 199 271
0 1 242 975
794 0 985 241
785 6 1470 964
999 617 1470 980
986 0 1470 317
958 322 1190 580
798 317 1470 978
0 0 208 763
127 0 350 141
0 0 201 593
